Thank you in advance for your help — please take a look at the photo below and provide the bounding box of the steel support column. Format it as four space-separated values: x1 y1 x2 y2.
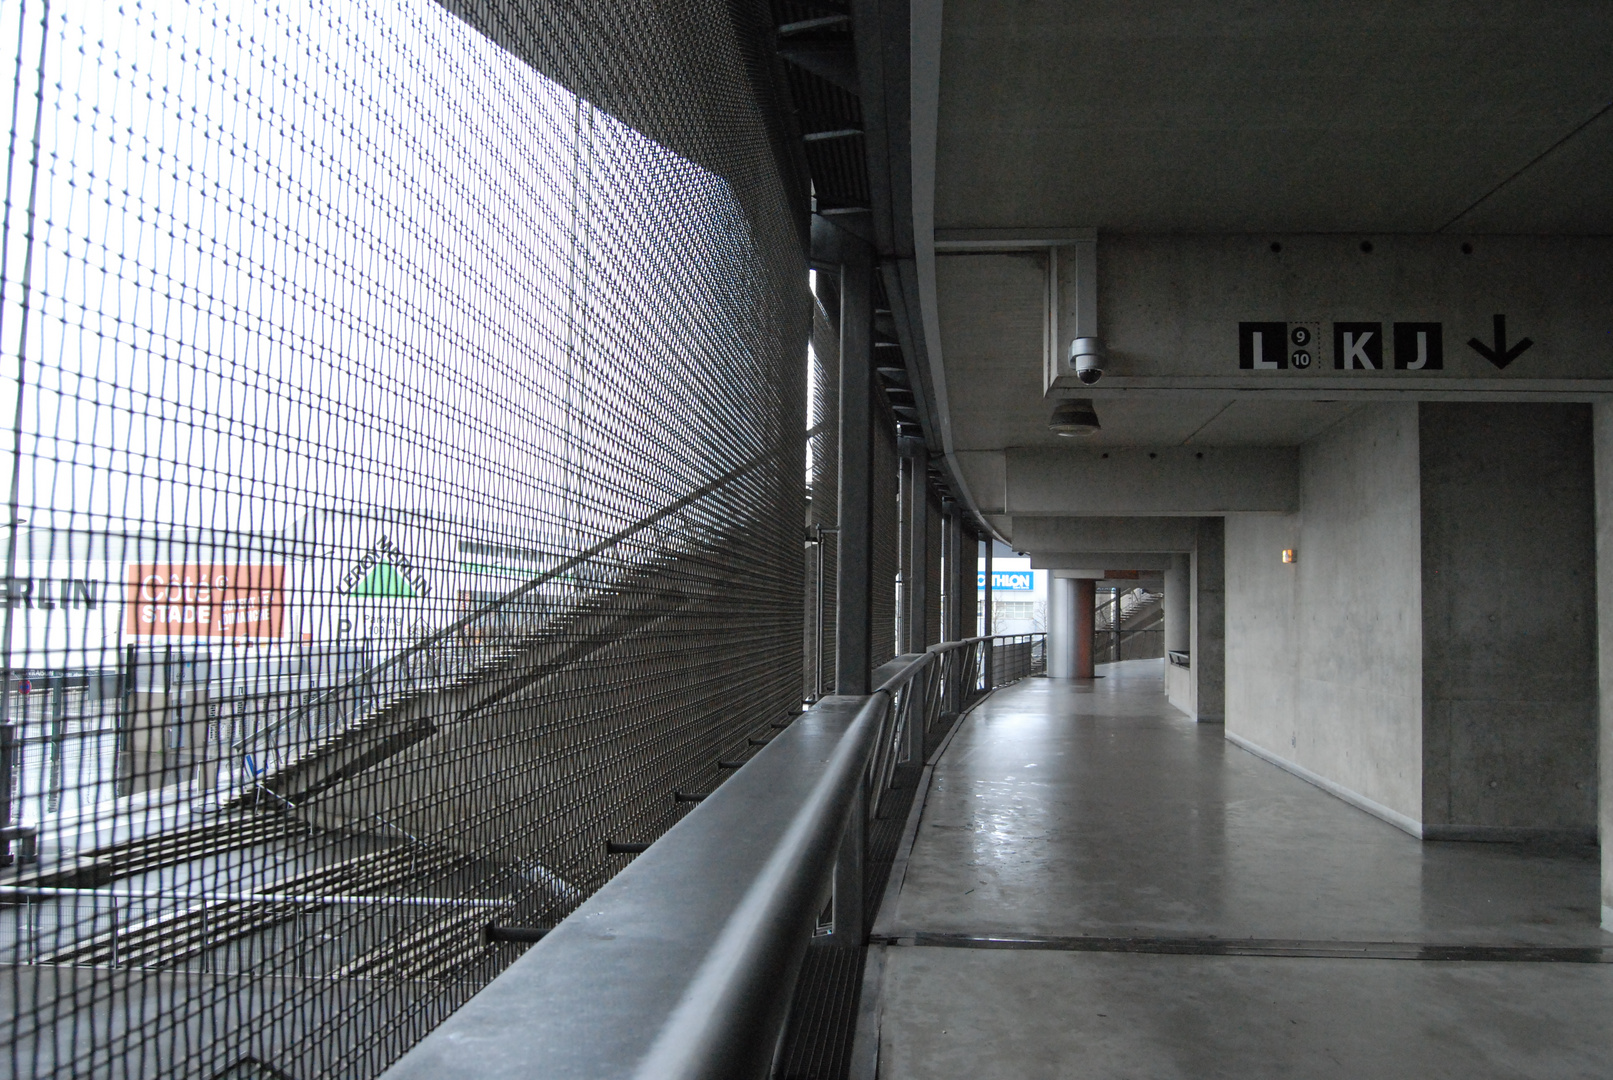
895 455 912 653
906 471 928 654
982 538 993 686
943 507 963 711
834 235 875 696
944 506 963 641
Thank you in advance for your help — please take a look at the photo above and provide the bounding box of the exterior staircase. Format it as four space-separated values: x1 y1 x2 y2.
1095 588 1164 662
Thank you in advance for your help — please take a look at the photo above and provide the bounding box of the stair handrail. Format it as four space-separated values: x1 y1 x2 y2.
233 454 773 756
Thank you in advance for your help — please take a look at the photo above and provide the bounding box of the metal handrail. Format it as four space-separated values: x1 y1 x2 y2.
379 632 1044 1080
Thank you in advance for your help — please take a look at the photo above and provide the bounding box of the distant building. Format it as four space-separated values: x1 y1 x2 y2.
977 557 1045 634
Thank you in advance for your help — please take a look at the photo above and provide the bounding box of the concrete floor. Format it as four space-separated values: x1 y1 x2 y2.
873 660 1613 1079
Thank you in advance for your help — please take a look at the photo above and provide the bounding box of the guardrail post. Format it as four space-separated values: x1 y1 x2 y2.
821 778 866 947
0 723 13 865
905 671 922 763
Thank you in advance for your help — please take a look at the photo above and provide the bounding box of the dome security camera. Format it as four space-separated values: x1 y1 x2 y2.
1069 337 1104 384
1069 337 1104 385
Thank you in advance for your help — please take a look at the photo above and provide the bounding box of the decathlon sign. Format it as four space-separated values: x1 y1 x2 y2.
978 571 1033 592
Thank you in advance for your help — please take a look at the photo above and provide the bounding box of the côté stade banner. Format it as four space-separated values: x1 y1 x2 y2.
124 565 286 638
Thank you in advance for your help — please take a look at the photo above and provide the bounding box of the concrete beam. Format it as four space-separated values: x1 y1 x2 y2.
1006 448 1298 515
1011 516 1202 553
1030 552 1176 570
1049 235 1613 399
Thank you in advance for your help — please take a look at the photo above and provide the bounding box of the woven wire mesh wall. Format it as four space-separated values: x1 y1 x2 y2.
805 277 839 698
869 420 899 667
0 0 807 1077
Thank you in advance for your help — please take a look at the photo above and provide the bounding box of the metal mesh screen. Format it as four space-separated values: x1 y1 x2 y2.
805 276 839 698
0 0 807 1077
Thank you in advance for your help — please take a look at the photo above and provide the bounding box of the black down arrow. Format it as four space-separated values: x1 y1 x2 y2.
1467 314 1533 370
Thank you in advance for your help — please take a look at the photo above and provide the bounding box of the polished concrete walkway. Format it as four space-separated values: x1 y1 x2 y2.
873 660 1613 1079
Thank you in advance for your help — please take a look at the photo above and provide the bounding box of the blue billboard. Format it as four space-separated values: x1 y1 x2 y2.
978 570 1034 592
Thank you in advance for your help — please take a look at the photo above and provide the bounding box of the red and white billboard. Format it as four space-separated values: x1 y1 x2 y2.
125 565 285 639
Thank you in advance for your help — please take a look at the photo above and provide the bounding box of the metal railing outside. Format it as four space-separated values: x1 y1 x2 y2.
380 632 1045 1080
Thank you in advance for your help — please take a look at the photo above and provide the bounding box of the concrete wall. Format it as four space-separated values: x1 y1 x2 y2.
1166 661 1192 715
1189 518 1225 722
1420 404 1597 840
1225 404 1424 829
1593 404 1613 929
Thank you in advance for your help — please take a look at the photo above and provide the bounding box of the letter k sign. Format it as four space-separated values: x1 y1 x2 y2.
1334 322 1382 369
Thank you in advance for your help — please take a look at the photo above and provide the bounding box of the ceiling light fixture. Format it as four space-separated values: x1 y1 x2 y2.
1049 398 1101 437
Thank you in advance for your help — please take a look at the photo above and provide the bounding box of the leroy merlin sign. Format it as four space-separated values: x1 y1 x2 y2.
341 535 432 599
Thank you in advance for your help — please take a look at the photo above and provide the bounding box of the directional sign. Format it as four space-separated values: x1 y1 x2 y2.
1231 320 1528 375
1393 323 1442 370
1238 322 1287 369
1334 323 1382 369
1467 314 1532 370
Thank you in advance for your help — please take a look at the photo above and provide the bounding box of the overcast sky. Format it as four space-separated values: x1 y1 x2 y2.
0 0 756 560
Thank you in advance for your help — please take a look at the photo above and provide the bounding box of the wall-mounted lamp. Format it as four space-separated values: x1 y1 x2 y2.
1281 549 1296 564
1049 398 1101 437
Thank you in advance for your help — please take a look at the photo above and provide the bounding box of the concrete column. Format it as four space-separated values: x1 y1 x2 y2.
833 237 874 695
1047 576 1075 678
1164 553 1189 654
1191 517 1225 723
1074 579 1096 678
1594 403 1613 930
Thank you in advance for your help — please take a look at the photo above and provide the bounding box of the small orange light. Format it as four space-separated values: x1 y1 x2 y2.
1281 549 1296 564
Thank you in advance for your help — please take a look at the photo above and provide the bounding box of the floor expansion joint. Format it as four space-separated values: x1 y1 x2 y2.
871 932 1612 964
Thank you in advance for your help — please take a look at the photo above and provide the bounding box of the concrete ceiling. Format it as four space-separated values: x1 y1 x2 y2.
934 1 1613 234
922 2 1612 547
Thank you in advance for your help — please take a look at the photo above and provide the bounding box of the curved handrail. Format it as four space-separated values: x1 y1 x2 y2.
379 632 1044 1080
